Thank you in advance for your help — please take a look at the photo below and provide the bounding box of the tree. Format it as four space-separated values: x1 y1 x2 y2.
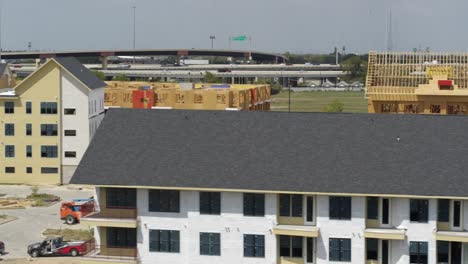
91 70 106 81
114 74 129 82
203 72 222 83
323 99 344 112
341 55 367 82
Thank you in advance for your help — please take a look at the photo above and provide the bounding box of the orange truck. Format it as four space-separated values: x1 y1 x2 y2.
60 199 95 225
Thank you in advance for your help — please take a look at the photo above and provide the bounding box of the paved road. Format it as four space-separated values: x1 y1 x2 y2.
0 185 93 259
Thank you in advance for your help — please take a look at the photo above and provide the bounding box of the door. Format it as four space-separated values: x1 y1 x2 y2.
451 242 462 264
381 240 389 264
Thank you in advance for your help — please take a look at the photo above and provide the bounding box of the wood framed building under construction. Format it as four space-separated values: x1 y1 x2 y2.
366 51 468 114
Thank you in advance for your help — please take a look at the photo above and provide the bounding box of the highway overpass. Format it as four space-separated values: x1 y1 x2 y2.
1 49 287 68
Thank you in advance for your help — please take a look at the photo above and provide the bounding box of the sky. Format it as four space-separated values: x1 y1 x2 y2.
1 0 467 54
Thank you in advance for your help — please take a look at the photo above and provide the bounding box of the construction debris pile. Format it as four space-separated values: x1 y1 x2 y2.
104 82 271 111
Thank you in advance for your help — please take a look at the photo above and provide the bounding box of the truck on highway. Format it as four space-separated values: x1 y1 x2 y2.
27 237 90 258
180 59 209 65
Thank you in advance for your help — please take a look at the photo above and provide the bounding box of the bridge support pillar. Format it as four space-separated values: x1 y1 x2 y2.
100 56 108 70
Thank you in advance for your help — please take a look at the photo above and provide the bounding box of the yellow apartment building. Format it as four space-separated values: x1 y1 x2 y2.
0 57 105 185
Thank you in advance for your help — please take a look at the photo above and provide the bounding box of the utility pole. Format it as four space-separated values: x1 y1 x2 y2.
210 35 216 49
132 2 136 63
334 46 338 65
28 42 32 52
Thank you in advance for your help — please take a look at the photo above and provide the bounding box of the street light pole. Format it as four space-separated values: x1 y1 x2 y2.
210 35 216 49
132 3 136 63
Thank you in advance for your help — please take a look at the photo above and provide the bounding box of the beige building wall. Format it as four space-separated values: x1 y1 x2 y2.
0 61 61 184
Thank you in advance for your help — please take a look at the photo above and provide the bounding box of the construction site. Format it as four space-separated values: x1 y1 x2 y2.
366 51 468 114
104 82 271 111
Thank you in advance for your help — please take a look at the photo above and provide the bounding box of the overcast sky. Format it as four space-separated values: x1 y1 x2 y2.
2 0 467 54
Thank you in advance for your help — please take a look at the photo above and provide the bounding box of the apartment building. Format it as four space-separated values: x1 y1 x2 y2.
0 57 105 184
366 52 468 114
71 109 468 264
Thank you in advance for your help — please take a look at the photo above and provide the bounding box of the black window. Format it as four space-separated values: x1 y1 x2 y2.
438 199 449 222
64 151 76 158
4 124 14 136
41 146 58 158
243 234 264 258
26 102 32 114
382 198 390 224
437 241 449 263
26 124 32 136
453 200 462 228
149 230 179 253
5 145 14 157
106 188 136 208
106 227 136 248
26 145 32 158
64 108 76 115
41 124 58 136
5 167 15 173
279 235 303 258
149 190 180 213
410 241 428 264
366 238 378 260
40 102 57 114
329 238 351 262
26 167 32 174
367 197 378 220
41 167 58 174
200 232 220 256
410 199 429 223
243 193 265 217
279 194 303 217
306 196 314 222
329 197 351 220
199 192 221 215
64 130 76 136
4 102 14 114
306 238 314 263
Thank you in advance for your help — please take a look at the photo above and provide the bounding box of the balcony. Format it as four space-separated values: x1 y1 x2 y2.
364 228 406 240
81 207 137 228
434 230 468 243
273 225 319 238
82 245 137 264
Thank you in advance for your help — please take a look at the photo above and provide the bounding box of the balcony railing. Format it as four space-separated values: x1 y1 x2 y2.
84 245 138 262
84 206 137 220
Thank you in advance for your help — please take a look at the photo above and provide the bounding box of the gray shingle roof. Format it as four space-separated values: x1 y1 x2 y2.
54 57 106 90
71 109 468 197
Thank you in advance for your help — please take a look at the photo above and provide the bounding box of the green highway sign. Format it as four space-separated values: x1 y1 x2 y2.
231 35 248 41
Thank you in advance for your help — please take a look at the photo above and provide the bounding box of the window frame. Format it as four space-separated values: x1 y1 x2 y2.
5 145 15 158
4 102 14 114
329 238 351 262
279 235 303 258
199 232 221 256
329 196 352 220
26 167 32 174
437 199 450 222
64 130 77 136
409 241 428 264
148 190 180 213
40 102 58 114
26 145 32 158
41 145 58 158
26 123 32 136
4 123 14 136
366 197 379 220
64 108 76 115
243 193 265 217
40 124 58 136
64 151 77 158
26 102 32 114
243 234 265 258
106 227 136 248
149 229 180 253
106 188 136 209
40 167 58 174
5 167 15 174
410 199 429 223
279 194 303 218
199 192 221 215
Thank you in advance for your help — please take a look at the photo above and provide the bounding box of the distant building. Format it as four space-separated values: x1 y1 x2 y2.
366 51 468 114
72 110 468 264
0 64 16 88
0 57 105 184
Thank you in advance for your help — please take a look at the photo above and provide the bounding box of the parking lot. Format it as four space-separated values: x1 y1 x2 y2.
0 185 93 260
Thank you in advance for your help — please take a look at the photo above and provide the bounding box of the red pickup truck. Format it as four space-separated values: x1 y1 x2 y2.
27 237 91 257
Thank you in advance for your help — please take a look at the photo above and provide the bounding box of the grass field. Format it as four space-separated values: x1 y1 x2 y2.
271 91 368 113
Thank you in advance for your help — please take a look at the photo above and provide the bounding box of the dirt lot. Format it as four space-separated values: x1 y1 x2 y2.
1 257 82 263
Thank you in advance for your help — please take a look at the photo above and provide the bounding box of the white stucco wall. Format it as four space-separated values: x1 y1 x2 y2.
137 190 277 264
61 70 90 167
